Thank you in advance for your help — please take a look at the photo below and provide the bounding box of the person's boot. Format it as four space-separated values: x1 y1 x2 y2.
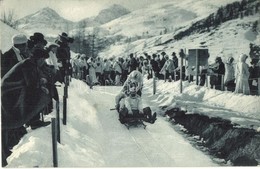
30 120 51 130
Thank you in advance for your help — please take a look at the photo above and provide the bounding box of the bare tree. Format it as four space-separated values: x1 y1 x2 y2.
1 9 18 28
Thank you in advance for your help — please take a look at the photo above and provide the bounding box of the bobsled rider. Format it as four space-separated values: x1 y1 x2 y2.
115 70 143 111
117 82 156 124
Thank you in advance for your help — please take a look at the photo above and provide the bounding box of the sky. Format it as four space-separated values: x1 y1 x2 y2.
0 0 171 21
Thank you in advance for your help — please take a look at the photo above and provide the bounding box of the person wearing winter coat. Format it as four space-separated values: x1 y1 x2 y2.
1 48 51 166
56 32 74 82
95 57 104 85
248 58 259 95
87 57 99 86
234 54 250 95
115 70 143 111
1 34 28 78
123 70 143 96
78 54 88 80
209 57 225 90
117 82 157 124
113 58 123 86
45 42 60 70
160 52 167 70
224 56 236 91
70 54 81 79
129 53 138 73
160 55 175 81
150 54 160 78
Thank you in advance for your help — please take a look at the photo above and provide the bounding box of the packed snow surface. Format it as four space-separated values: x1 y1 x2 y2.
6 79 260 167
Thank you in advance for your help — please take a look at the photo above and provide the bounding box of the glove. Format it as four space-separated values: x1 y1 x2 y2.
115 104 120 111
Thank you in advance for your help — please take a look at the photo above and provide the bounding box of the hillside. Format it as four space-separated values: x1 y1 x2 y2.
99 0 260 64
16 7 74 37
16 4 130 37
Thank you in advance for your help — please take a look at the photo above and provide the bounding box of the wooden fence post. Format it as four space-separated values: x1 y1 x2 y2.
51 118 58 167
221 75 225 91
258 78 260 95
153 72 156 95
56 101 60 143
206 75 209 88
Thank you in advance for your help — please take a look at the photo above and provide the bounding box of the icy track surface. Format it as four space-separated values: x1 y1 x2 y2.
7 79 219 167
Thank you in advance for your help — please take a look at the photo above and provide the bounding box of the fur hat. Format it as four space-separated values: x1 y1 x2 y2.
30 32 47 45
31 48 49 59
12 34 27 45
161 51 166 55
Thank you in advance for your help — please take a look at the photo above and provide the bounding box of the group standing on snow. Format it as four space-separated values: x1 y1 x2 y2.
1 32 74 167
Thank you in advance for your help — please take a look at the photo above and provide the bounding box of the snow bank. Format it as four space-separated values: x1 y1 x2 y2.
144 79 260 128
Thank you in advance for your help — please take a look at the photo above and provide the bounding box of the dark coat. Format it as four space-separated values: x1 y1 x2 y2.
1 58 51 129
1 48 22 78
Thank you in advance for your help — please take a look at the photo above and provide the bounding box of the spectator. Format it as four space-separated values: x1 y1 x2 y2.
56 32 74 82
150 53 160 78
87 57 99 86
129 53 138 73
95 57 104 84
26 32 49 128
1 34 28 78
113 58 123 86
209 57 225 90
160 55 175 81
172 52 178 80
1 48 51 166
224 56 236 91
234 54 250 95
248 58 260 95
160 51 167 70
45 42 61 73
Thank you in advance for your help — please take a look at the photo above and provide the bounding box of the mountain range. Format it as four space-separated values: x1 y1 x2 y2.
17 4 130 37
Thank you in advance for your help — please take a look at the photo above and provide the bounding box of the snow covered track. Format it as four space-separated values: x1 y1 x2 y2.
74 79 218 167
8 78 259 167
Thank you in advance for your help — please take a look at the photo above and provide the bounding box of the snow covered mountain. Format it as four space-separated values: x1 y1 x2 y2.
16 4 130 37
99 0 260 64
78 4 130 27
16 7 74 37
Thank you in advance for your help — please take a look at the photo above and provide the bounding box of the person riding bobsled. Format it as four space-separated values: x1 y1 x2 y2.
115 70 143 111
117 82 156 124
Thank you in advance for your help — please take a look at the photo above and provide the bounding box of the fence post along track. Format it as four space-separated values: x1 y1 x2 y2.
56 101 61 143
63 65 70 125
153 71 156 95
258 78 260 95
51 118 58 167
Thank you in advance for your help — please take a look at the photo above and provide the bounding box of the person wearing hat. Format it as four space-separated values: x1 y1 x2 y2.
160 51 167 70
1 34 28 78
1 48 51 166
224 56 236 91
117 81 157 124
45 42 61 72
248 58 260 94
235 54 250 95
56 32 74 83
213 56 225 90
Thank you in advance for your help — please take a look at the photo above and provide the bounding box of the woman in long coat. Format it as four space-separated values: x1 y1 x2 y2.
224 56 235 91
234 54 250 95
